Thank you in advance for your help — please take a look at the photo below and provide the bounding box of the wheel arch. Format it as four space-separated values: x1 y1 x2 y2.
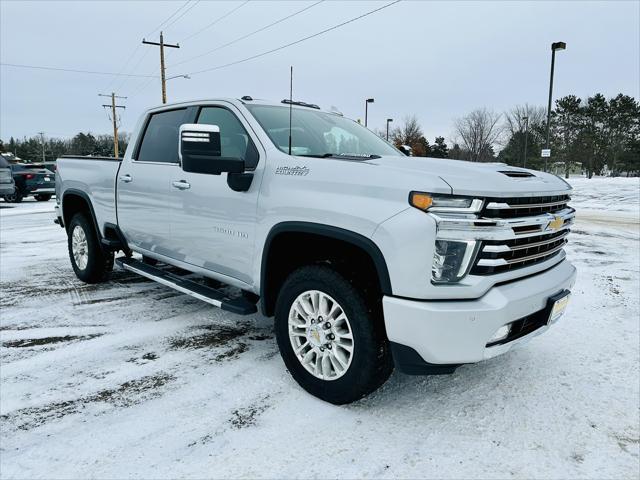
61 189 101 240
260 222 392 317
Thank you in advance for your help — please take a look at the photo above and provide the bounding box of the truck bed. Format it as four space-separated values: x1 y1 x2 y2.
56 156 122 236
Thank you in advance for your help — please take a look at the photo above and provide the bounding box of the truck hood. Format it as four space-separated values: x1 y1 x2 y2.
369 156 572 197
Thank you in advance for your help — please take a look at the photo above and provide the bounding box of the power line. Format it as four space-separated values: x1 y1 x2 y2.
169 0 324 68
108 1 193 93
183 0 401 77
0 62 158 78
145 0 192 38
163 0 201 34
179 0 249 43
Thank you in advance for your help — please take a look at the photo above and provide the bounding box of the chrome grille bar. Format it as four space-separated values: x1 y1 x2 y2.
486 199 569 210
477 241 567 267
482 230 570 253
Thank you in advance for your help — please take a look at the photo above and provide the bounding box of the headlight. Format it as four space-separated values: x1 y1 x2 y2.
409 192 482 213
432 240 477 283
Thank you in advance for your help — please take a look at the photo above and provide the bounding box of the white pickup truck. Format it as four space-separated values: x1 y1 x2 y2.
55 97 576 404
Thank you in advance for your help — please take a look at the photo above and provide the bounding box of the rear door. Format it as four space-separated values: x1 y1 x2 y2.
117 108 189 258
169 103 263 284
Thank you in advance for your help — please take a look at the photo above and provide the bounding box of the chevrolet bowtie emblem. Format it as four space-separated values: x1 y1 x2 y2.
548 215 564 231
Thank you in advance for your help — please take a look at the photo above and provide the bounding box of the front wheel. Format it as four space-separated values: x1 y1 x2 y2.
35 194 51 202
67 213 113 283
274 265 393 404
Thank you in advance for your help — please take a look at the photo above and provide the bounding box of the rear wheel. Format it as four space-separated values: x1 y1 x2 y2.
35 194 51 201
274 265 393 404
67 213 113 283
3 192 23 203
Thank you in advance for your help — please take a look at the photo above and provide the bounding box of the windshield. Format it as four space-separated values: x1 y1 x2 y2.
246 104 402 159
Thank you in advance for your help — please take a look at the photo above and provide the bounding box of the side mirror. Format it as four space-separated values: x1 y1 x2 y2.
179 123 245 175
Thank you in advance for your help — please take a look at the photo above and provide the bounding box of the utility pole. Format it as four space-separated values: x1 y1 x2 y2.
143 31 180 104
38 132 45 162
99 93 126 157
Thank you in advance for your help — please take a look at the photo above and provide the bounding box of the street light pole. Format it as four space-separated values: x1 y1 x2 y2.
522 116 529 168
364 98 374 127
544 41 566 171
386 118 393 141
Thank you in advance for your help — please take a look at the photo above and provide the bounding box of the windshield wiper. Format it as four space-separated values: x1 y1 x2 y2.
298 153 381 159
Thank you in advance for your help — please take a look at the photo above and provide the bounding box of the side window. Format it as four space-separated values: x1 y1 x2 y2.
197 107 259 169
136 108 187 163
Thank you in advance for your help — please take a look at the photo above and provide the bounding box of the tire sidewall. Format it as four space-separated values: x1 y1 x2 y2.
275 266 388 404
67 214 111 283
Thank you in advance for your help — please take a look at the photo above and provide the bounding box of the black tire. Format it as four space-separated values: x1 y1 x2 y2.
3 192 23 203
67 213 113 283
35 194 51 202
275 265 393 404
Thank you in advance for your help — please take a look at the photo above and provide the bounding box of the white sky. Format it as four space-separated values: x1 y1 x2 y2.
1 0 638 144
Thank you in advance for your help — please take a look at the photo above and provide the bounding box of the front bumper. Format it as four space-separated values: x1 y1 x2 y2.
383 260 577 369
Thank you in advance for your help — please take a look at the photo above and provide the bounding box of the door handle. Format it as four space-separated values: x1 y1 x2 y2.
119 174 133 183
172 180 191 190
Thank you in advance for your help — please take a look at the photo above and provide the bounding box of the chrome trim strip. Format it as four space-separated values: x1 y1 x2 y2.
432 207 575 241
482 231 570 253
477 242 567 267
429 198 484 214
486 199 569 210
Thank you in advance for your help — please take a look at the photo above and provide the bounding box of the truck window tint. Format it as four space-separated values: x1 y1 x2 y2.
197 107 259 169
137 109 187 163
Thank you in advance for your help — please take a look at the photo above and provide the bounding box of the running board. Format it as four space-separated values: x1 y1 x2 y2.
115 257 257 315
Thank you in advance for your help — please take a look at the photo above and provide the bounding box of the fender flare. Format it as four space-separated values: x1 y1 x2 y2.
61 189 102 240
260 221 392 316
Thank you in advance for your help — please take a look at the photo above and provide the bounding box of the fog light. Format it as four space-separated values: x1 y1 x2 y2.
488 324 511 345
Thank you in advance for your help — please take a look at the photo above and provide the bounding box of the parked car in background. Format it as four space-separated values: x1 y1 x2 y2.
0 156 16 198
3 163 55 202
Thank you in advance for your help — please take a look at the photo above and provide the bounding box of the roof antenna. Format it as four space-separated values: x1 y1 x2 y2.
288 66 293 155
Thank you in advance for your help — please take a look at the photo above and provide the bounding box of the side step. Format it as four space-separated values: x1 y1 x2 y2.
115 257 257 315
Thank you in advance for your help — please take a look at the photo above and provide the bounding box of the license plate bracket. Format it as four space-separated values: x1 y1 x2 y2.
546 290 571 325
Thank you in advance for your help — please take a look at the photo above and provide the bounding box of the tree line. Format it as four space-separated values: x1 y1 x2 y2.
2 91 637 177
385 92 638 177
0 132 130 163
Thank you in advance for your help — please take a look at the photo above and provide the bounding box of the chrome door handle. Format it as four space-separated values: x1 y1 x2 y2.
119 174 133 183
172 180 191 190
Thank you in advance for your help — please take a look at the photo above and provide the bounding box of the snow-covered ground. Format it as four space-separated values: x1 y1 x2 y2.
1 178 638 479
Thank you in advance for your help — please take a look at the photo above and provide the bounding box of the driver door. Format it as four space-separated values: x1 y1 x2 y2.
170 103 263 285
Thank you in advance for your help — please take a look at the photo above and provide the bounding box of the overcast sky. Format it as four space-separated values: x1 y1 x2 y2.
1 0 638 144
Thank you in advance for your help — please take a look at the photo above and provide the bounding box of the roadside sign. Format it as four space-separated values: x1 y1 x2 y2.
541 149 551 158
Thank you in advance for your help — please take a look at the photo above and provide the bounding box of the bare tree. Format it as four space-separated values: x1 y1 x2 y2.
453 108 502 161
504 104 546 137
391 115 423 147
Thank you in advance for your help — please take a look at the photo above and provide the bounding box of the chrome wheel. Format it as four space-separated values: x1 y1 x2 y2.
288 290 354 381
71 225 89 270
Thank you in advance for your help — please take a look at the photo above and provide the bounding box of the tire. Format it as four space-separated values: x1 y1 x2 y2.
67 213 113 283
275 265 393 404
35 194 51 202
3 192 23 203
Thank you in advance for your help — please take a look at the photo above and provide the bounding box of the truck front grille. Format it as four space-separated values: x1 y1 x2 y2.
471 229 568 275
482 194 571 219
